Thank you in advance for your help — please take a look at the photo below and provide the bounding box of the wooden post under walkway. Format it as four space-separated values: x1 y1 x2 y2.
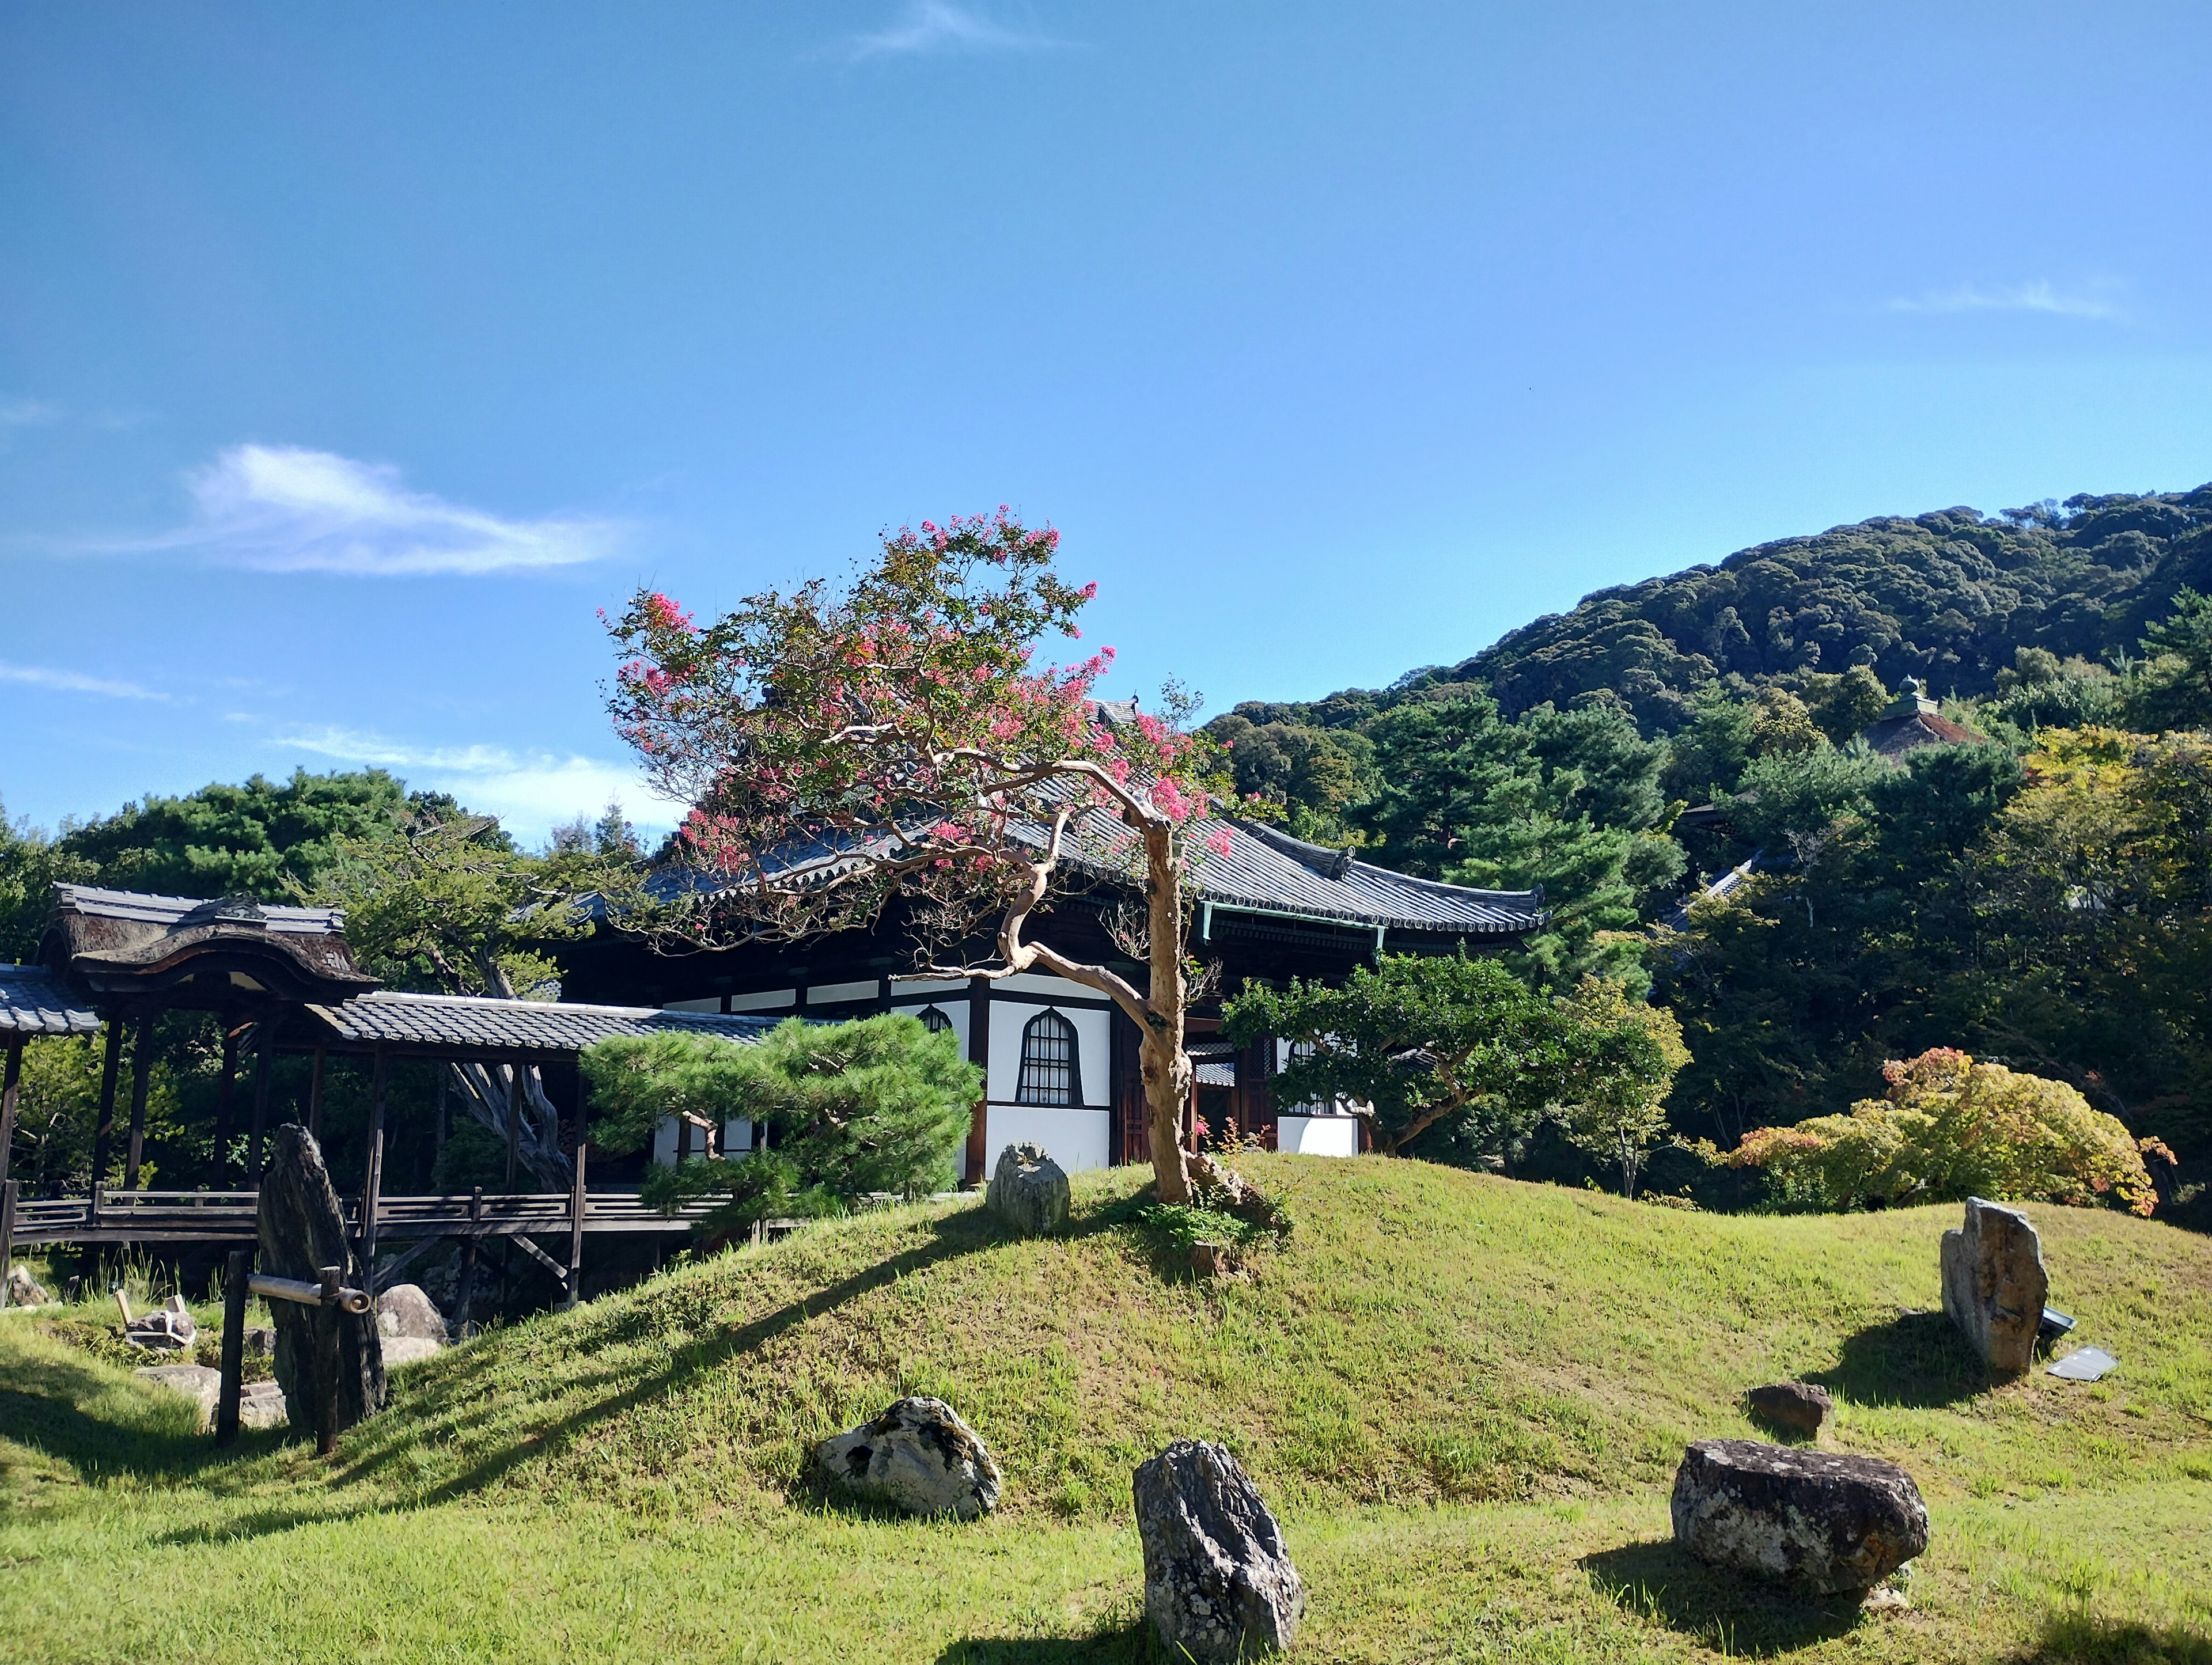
123 1014 154 1192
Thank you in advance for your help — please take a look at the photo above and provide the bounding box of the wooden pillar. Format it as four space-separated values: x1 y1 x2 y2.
305 1045 326 1140
963 976 991 1187
1 1038 22 1192
215 1247 251 1447
454 1186 483 1326
565 1061 586 1308
362 1046 387 1271
0 1178 16 1285
92 1018 124 1190
433 1064 449 1179
505 1063 522 1190
210 1021 240 1187
124 1014 155 1190
247 1024 273 1184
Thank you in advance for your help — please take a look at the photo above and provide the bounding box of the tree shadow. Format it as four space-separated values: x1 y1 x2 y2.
1581 1540 1869 1655
2012 1611 2212 1664
936 1618 1157 1664
1810 1310 1985 1410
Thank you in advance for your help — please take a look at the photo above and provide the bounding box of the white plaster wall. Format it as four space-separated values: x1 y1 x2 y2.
986 999 1109 1108
887 994 970 1060
808 978 879 1005
728 988 798 1012
1277 1115 1359 1157
984 1105 1111 1174
661 998 721 1014
651 1114 722 1166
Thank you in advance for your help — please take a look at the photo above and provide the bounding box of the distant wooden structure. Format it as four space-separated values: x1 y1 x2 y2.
1 962 104 1276
10 886 780 1304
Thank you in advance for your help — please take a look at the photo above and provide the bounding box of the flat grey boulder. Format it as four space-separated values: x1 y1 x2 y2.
1672 1439 1927 1595
377 1283 446 1344
1941 1197 2048 1374
816 1397 1001 1519
1746 1380 1833 1437
239 1379 289 1429
136 1363 223 1430
380 1335 444 1368
985 1141 1069 1236
1133 1440 1303 1662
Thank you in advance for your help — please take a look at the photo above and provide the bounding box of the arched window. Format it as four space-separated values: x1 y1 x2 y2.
918 1005 953 1034
1016 1009 1080 1106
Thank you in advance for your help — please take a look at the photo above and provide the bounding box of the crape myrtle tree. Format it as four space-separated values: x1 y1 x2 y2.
603 510 1232 1205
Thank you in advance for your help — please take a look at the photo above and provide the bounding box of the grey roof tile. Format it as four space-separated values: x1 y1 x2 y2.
307 991 780 1055
0 962 103 1037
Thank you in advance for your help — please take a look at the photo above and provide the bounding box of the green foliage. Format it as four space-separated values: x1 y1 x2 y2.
2124 585 2212 731
0 800 96 962
1547 974 1693 1199
52 768 456 902
582 1015 980 1241
1728 1048 2161 1215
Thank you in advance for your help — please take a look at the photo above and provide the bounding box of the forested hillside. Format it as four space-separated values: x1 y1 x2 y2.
1249 487 2212 735
1207 485 2212 1213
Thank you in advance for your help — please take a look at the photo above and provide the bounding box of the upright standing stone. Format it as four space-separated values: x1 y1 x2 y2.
985 1141 1070 1236
1132 1441 1303 1662
259 1124 384 1450
1940 1197 2048 1374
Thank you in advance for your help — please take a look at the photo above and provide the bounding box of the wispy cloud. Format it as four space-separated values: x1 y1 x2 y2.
120 444 623 577
1885 280 2124 321
274 725 674 840
845 1 1075 58
0 661 168 700
0 397 62 429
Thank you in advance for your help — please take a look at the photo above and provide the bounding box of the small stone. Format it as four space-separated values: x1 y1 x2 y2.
124 1296 198 1352
816 1396 1001 1519
984 1142 1070 1237
1671 1439 1927 1596
1941 1197 2048 1374
1133 1440 1303 1662
376 1283 447 1344
6 1265 51 1307
1746 1380 1833 1436
135 1364 224 1431
243 1325 276 1358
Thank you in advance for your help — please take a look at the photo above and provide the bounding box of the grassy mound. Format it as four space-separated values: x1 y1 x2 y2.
6 1155 2212 1662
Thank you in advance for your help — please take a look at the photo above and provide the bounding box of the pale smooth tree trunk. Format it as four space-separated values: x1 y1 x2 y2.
1140 826 1193 1205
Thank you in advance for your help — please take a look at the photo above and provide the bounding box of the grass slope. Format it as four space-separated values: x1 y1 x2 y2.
5 1155 2211 1663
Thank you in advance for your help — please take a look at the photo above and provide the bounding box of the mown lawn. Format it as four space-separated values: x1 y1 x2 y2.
4 1156 2210 1662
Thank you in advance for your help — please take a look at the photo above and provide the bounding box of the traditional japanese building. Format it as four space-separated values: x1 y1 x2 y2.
556 818 1546 1183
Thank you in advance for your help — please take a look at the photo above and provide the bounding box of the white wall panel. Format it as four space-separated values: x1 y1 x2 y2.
986 998 1108 1108
808 980 880 1006
1277 1115 1360 1157
984 1105 1111 1174
728 988 798 1012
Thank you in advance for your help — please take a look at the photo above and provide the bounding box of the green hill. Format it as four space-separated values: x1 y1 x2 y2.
1251 487 2212 735
5 1156 2212 1662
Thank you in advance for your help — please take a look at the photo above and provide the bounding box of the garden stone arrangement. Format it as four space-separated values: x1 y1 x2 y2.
984 1142 1069 1236
376 1283 449 1368
1671 1439 1927 1596
260 1125 385 1444
1745 1380 1833 1439
1133 1440 1304 1662
816 1396 1002 1519
1941 1197 2048 1375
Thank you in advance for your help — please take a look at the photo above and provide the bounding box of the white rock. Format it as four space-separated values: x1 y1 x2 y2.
380 1334 444 1368
816 1397 1001 1518
376 1283 446 1344
135 1364 222 1430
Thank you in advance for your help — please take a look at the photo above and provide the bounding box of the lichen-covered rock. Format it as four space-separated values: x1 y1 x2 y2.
816 1397 1001 1519
1133 1440 1303 1662
1671 1439 1927 1595
6 1265 51 1307
135 1363 223 1430
985 1142 1069 1237
376 1283 446 1344
1746 1380 1834 1437
1941 1197 2048 1374
258 1124 384 1447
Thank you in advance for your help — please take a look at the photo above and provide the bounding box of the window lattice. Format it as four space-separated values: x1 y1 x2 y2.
1016 1009 1080 1106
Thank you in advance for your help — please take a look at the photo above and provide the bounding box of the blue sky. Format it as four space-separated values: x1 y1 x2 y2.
3 2 2209 843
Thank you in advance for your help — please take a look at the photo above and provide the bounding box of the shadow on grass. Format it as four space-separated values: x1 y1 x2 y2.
1581 1540 1866 1654
936 1618 1157 1664
1811 1310 1984 1410
330 1190 1152 1515
2014 1611 2212 1664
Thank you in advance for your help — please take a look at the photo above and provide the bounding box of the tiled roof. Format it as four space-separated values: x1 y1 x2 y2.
52 886 347 936
640 792 1546 942
305 991 780 1055
0 963 102 1037
1862 710 1981 761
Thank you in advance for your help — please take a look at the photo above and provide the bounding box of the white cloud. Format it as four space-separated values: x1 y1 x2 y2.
0 397 62 428
0 661 167 700
138 444 622 577
1886 281 2123 321
274 725 677 841
846 1 1074 57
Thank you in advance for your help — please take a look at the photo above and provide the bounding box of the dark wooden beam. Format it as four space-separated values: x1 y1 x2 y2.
123 1014 155 1190
0 1038 22 1194
247 1025 274 1184
362 1046 387 1271
92 1018 124 1190
306 1044 326 1140
209 1020 239 1188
